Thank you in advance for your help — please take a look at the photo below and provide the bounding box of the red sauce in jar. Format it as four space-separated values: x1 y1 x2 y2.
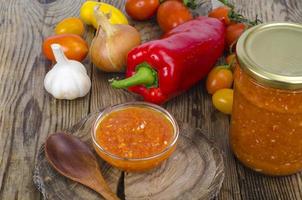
231 67 302 175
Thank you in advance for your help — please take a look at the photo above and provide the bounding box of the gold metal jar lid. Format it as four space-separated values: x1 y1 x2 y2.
236 22 302 90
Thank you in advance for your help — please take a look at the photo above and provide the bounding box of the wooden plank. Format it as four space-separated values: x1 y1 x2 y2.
0 0 93 199
225 0 302 199
0 0 301 199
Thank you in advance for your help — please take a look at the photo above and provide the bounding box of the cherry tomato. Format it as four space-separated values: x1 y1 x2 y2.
226 53 238 70
206 66 233 94
43 34 88 62
226 53 236 65
212 88 234 114
125 0 159 21
55 17 85 36
208 6 231 25
157 1 192 33
226 23 246 48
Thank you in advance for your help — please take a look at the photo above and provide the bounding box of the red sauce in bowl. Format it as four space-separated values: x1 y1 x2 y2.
92 103 178 172
96 107 174 159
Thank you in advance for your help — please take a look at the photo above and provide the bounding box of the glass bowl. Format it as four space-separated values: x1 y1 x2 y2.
91 102 179 172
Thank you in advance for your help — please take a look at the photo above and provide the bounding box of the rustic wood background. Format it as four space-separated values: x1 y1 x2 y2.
0 0 301 199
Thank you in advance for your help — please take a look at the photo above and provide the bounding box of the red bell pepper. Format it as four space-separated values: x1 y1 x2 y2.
111 16 225 104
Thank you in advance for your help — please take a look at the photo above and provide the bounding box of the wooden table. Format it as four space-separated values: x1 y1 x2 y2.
0 0 301 199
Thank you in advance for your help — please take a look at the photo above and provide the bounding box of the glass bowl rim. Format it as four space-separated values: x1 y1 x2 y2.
91 101 179 161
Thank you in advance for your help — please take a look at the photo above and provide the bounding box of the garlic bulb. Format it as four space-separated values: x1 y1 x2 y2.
44 44 91 100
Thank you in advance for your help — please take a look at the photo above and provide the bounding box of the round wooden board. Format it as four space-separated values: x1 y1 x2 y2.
33 112 224 200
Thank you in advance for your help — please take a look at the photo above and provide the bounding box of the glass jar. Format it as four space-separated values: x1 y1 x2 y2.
231 23 302 176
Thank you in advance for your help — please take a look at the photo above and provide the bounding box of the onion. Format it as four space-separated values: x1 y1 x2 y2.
90 6 141 72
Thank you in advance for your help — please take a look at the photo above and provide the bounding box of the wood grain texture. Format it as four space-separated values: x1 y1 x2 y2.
0 0 302 199
89 0 137 112
34 112 121 200
124 124 224 200
0 0 92 199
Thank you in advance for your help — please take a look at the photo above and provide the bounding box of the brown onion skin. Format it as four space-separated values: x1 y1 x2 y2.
90 24 141 72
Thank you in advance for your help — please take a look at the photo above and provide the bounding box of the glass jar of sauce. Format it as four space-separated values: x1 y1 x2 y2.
231 23 302 175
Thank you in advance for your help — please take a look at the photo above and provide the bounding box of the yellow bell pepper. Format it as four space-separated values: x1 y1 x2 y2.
80 1 128 29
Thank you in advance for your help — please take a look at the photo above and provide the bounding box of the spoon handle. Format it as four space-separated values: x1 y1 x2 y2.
92 174 120 200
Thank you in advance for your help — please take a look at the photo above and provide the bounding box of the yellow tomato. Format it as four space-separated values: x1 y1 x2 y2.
212 89 234 114
55 17 85 36
80 1 128 29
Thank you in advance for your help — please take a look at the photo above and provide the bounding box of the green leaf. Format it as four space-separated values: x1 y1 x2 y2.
217 0 234 9
183 0 197 9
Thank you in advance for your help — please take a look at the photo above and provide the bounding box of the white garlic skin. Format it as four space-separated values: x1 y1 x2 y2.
44 61 91 100
44 44 91 100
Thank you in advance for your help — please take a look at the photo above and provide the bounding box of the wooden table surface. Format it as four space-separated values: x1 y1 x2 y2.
0 0 302 199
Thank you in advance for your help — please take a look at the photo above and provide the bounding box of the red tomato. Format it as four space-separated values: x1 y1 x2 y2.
208 6 231 25
125 0 159 21
43 34 88 62
226 23 246 48
157 1 193 33
206 66 233 94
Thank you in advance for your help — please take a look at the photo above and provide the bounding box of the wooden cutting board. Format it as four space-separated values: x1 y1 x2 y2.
33 111 224 200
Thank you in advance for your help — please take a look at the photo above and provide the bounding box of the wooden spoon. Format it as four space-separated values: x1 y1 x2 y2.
45 132 119 200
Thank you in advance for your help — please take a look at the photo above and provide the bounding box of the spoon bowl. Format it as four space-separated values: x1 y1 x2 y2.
45 132 119 200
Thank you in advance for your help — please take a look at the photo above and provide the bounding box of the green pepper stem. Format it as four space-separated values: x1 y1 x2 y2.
111 63 158 89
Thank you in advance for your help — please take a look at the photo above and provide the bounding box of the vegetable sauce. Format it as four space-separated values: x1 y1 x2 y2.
231 67 302 175
96 107 174 159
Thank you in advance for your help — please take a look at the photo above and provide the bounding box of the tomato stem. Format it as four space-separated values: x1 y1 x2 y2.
229 40 236 54
159 0 198 9
227 57 235 70
228 11 262 26
218 0 262 26
224 64 231 70
183 0 198 9
216 64 231 70
218 0 234 9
